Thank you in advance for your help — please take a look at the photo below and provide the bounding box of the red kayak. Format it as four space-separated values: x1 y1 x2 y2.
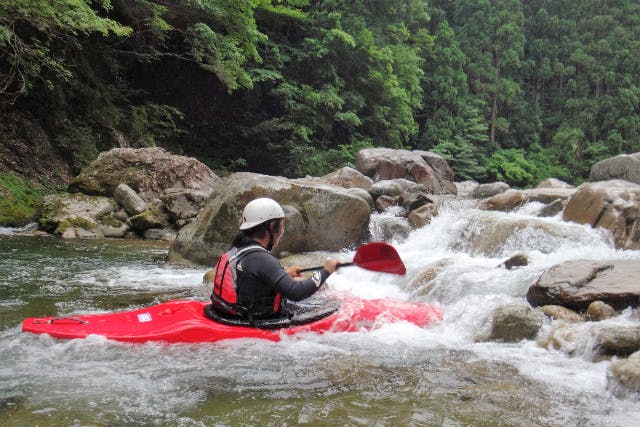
22 294 442 344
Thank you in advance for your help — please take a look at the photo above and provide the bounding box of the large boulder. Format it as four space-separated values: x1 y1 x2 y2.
168 173 371 266
590 152 640 184
316 166 374 190
563 180 640 249
355 148 457 195
68 147 220 202
526 259 640 311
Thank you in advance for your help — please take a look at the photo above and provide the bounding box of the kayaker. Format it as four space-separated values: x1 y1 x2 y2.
210 197 340 321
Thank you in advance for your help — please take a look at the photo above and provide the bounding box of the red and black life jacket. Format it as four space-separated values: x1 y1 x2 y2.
210 245 282 319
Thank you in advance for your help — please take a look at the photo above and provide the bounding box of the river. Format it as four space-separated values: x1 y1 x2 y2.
1 199 639 426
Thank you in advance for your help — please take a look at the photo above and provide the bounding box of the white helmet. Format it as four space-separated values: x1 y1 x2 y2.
239 198 285 230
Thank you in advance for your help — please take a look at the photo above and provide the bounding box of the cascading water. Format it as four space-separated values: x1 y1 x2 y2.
1 200 639 426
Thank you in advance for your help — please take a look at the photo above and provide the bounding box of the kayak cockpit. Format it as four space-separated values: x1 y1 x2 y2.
203 297 342 330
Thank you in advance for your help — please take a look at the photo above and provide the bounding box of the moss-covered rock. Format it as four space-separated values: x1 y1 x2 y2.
38 193 119 239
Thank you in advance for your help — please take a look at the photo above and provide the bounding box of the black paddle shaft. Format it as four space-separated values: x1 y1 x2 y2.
297 262 354 273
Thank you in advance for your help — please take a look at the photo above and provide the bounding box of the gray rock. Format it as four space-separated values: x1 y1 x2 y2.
375 195 397 212
414 150 455 182
374 217 412 242
143 228 177 242
356 148 456 195
455 180 479 198
521 187 575 204
478 304 544 342
592 324 640 357
527 259 640 310
479 189 524 211
68 147 219 202
590 152 640 184
318 166 374 190
343 187 374 210
536 178 574 189
472 182 510 199
129 207 169 231
160 188 211 224
113 183 147 216
168 172 371 266
537 199 565 217
39 193 118 239
400 187 434 213
98 215 130 238
563 180 640 250
60 225 104 239
370 180 405 198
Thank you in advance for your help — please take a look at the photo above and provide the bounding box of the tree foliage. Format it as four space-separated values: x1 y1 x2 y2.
1 0 639 185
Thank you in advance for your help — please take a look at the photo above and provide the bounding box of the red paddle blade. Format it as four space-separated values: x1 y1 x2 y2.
352 242 406 275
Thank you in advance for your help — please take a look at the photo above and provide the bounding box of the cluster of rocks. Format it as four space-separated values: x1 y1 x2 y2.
38 147 220 240
168 148 455 264
36 147 640 396
470 153 640 251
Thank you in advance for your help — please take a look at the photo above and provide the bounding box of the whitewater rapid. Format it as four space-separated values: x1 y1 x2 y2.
2 199 640 425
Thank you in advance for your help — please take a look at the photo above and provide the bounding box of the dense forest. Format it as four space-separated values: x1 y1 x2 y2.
1 0 639 192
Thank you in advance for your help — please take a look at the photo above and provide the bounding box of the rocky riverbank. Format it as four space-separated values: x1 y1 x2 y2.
32 146 640 396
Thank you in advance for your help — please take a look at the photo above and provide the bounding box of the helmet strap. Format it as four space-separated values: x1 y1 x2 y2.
266 230 274 251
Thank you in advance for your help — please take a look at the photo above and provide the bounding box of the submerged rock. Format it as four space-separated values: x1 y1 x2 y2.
607 350 640 397
536 199 565 218
408 204 438 228
477 304 544 343
592 324 640 357
498 253 529 270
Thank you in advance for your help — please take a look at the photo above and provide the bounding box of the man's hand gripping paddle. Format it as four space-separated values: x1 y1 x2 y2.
297 242 406 275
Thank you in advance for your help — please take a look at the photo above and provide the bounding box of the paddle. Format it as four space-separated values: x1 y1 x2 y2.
297 242 406 275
